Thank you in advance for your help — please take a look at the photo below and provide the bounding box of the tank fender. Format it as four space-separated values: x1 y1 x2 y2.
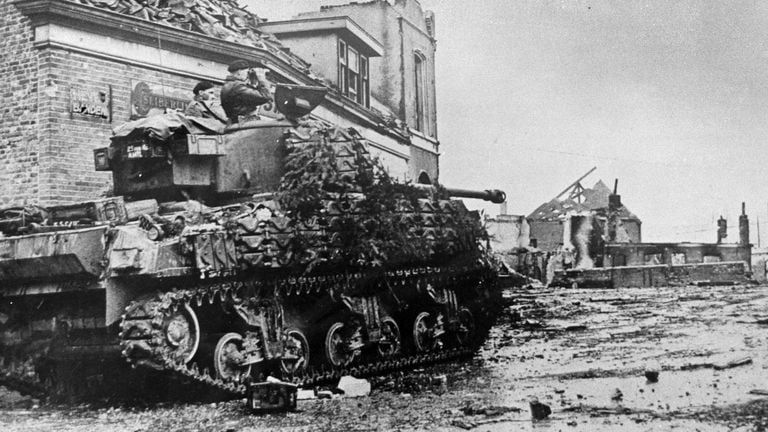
0 226 108 283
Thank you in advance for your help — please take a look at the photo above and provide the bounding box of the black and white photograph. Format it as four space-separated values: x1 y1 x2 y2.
1 0 768 430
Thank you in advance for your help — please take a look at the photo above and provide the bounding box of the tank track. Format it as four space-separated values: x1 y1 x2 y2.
120 265 497 397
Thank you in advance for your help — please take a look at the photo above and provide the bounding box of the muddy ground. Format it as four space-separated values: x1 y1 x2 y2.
2 283 768 431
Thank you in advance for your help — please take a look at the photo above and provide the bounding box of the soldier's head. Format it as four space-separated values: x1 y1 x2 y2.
228 60 252 80
192 81 216 101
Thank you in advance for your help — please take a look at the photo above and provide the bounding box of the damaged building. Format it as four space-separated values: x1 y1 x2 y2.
527 170 642 253
544 177 753 288
488 168 753 288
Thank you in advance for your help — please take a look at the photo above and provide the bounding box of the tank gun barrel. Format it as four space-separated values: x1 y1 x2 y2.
414 185 506 203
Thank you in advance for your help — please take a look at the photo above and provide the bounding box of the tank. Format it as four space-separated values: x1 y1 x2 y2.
0 85 506 400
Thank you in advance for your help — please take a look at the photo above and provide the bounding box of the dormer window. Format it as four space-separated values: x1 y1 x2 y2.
258 16 381 109
339 39 370 107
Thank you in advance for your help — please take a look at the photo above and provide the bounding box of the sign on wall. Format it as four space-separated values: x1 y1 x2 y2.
130 80 189 119
128 79 283 120
70 85 111 121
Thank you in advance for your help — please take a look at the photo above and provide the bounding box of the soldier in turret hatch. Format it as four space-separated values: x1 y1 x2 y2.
220 59 273 123
184 80 228 123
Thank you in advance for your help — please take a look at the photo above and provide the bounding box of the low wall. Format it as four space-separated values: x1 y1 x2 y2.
553 261 751 288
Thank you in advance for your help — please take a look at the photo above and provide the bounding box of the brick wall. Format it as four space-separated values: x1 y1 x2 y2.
37 48 200 205
2 39 204 206
0 2 39 207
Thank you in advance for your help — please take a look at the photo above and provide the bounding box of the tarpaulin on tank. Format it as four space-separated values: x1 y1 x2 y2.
112 112 224 141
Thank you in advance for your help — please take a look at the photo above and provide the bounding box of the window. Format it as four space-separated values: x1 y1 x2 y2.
338 40 347 96
360 54 369 108
414 52 426 132
417 171 431 185
348 47 359 102
338 39 370 107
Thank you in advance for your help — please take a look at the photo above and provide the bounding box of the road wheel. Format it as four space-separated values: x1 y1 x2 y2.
412 311 439 352
455 307 476 347
280 328 310 375
213 332 251 382
163 303 200 364
324 322 356 367
376 317 402 357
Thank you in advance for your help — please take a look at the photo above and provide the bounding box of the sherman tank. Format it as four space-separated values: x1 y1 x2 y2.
0 85 506 400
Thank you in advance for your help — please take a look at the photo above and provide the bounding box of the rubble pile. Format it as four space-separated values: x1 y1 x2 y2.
66 0 313 73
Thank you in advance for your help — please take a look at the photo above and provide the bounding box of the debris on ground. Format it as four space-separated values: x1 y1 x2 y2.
296 389 316 400
529 398 551 420
336 376 371 398
431 374 448 395
681 357 753 371
713 357 752 370
562 405 655 417
611 388 624 403
461 401 521 416
247 380 298 413
451 418 477 430
644 370 659 383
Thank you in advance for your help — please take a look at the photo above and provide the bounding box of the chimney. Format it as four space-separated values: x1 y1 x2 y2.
739 202 750 246
717 216 727 244
499 201 508 215
608 178 621 211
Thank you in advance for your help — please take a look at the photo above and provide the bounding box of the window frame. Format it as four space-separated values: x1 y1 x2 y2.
414 51 427 132
337 38 370 108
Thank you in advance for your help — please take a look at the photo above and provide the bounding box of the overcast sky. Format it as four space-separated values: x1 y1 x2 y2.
248 0 768 244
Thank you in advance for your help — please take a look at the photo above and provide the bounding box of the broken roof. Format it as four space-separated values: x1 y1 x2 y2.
64 0 312 73
527 180 640 222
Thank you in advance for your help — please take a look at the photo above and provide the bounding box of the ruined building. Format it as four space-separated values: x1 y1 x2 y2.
527 176 642 253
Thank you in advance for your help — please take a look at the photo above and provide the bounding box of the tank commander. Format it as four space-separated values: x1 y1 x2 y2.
184 80 228 123
220 59 273 123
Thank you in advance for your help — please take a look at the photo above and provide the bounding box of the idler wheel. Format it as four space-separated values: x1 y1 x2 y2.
163 304 200 364
376 318 402 357
281 328 310 375
213 333 252 382
455 307 476 347
324 322 357 367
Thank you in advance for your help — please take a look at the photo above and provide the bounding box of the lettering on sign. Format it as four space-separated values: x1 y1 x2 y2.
130 80 189 119
70 85 111 121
